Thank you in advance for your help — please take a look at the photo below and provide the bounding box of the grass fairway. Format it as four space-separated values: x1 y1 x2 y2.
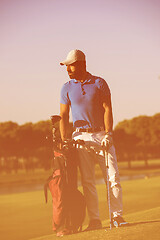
0 176 160 240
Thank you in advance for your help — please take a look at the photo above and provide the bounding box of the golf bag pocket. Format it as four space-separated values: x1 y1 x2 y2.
48 170 67 231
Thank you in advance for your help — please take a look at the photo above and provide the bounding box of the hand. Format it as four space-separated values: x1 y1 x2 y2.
101 132 113 148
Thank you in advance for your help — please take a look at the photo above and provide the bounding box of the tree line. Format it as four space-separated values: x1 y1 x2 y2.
113 113 160 167
0 113 159 173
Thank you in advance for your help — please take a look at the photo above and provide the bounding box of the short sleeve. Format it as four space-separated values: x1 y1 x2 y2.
98 78 111 101
60 83 71 105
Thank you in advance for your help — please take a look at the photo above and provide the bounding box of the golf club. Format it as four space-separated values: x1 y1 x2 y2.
103 142 112 230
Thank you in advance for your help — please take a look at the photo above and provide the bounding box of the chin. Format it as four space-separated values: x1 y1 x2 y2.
68 74 75 79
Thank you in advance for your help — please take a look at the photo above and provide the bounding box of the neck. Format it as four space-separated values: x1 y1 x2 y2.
76 71 88 82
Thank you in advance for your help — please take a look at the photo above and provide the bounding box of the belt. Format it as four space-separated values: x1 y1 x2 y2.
75 127 104 133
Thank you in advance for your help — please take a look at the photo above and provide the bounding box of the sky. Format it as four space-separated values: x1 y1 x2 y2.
0 0 160 128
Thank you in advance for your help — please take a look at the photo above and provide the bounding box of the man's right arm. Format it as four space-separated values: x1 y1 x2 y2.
60 103 70 141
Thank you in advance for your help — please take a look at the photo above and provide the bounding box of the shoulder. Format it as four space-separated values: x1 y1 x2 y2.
90 74 111 95
61 80 73 92
89 73 109 88
96 77 107 86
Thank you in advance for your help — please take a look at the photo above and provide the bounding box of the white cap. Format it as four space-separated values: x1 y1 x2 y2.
60 49 86 66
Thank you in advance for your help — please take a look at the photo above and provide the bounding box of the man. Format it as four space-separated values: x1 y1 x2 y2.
59 49 128 231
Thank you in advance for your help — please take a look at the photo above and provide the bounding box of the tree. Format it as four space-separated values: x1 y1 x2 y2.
113 128 139 168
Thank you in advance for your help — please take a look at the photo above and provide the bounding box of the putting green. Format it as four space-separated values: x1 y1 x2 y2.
0 176 160 240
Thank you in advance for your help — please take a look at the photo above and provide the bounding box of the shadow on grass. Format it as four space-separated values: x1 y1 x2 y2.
129 164 160 170
128 220 160 226
104 219 160 229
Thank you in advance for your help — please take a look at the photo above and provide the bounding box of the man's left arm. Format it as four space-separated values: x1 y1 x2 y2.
102 94 113 146
103 94 113 133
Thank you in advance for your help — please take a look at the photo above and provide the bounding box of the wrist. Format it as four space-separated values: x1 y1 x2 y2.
105 131 113 136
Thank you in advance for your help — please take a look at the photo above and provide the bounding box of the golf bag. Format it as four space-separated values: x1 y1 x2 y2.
44 145 86 234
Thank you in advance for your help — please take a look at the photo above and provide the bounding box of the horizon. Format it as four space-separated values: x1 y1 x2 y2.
0 112 159 128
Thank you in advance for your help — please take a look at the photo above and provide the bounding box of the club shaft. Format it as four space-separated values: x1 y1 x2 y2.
105 144 112 230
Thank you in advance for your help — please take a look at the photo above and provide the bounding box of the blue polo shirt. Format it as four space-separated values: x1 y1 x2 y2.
60 72 111 129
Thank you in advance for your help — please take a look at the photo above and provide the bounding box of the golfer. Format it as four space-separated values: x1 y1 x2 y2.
59 49 128 230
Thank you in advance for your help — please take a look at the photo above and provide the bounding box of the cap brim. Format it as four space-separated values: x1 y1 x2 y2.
60 59 76 66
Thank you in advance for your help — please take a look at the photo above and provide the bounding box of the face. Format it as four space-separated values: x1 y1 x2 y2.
66 61 86 80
